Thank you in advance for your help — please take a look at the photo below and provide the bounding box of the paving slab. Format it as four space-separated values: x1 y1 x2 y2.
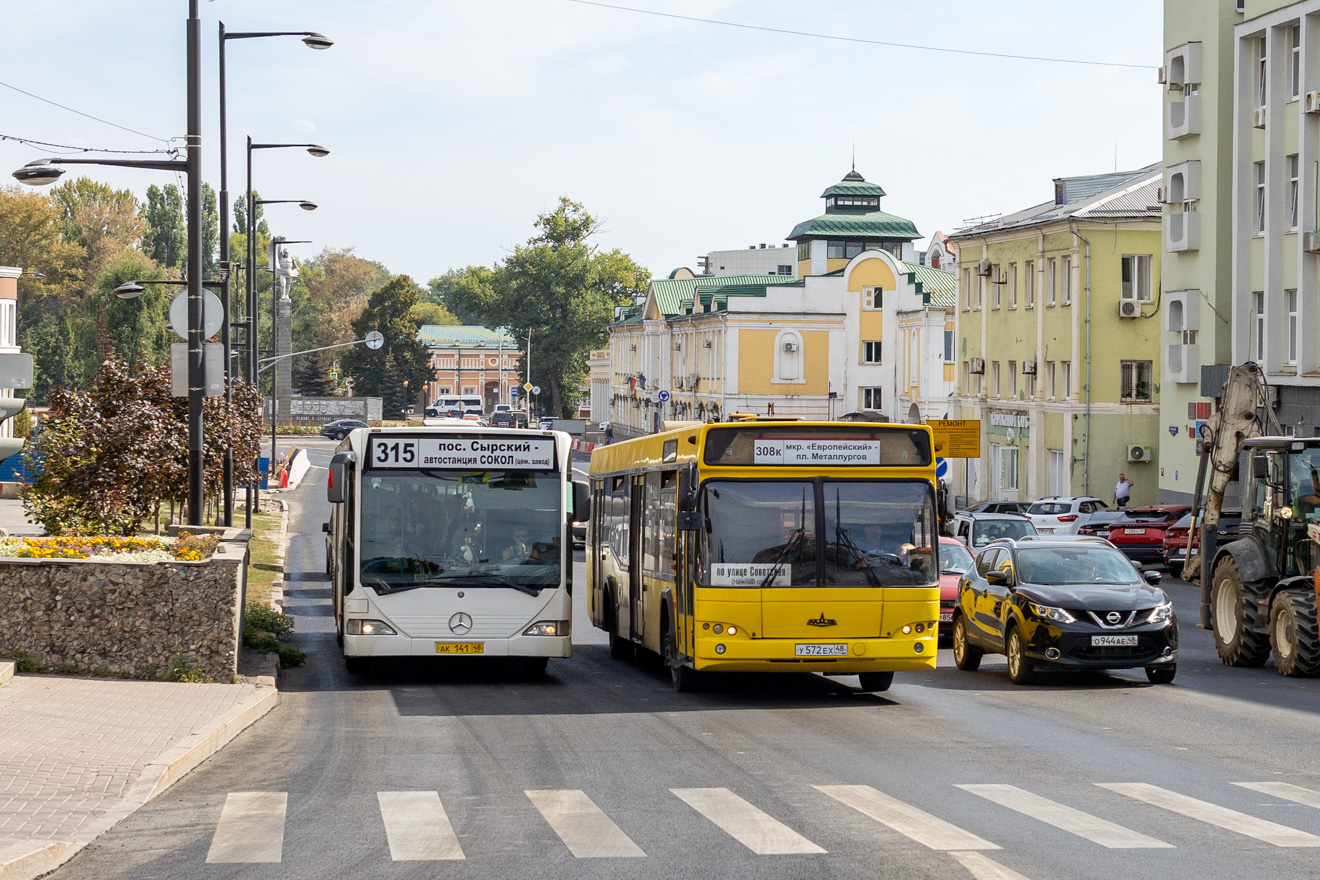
0 675 276 880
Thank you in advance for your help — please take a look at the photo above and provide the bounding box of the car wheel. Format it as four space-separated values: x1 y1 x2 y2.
1145 664 1176 684
1006 626 1036 685
1269 588 1320 677
952 614 983 671
857 671 894 692
1211 557 1270 667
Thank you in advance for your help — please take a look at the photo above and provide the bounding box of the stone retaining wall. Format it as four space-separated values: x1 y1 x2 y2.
0 532 250 680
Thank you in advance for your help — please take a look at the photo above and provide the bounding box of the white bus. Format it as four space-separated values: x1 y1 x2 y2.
325 426 587 675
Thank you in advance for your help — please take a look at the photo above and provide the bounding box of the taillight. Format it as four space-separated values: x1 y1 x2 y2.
1058 514 1078 522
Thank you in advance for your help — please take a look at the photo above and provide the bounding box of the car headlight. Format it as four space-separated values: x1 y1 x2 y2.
1146 602 1174 625
1027 602 1076 624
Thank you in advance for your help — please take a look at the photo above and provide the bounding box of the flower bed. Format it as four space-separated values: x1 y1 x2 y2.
0 533 219 563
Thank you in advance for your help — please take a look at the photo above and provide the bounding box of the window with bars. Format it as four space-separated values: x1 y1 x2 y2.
1120 360 1154 402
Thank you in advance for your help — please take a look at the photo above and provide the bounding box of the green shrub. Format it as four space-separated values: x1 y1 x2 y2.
245 602 295 635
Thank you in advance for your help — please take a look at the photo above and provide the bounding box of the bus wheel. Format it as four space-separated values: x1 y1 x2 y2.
344 655 370 676
522 657 549 677
665 630 702 692
857 672 894 692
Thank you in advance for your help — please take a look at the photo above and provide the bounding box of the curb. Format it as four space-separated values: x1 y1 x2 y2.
270 499 290 611
0 684 278 880
0 659 13 684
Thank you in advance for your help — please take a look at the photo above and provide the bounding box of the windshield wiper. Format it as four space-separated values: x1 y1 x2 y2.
761 488 809 588
410 573 545 596
833 490 879 586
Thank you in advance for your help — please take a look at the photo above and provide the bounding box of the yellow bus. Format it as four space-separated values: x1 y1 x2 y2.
587 419 940 691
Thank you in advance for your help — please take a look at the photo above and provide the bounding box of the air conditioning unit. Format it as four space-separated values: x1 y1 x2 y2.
1127 444 1152 463
1306 230 1320 254
976 259 992 276
674 377 685 390
1253 107 1267 129
1119 299 1140 318
783 340 798 352
969 357 985 374
1157 66 1166 85
1156 185 1166 204
1022 360 1037 375
1306 91 1320 113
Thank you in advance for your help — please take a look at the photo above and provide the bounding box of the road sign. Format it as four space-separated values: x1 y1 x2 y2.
927 419 981 458
168 290 224 342
935 458 949 479
510 387 519 397
657 389 671 402
364 330 384 350
523 383 533 392
532 385 541 395
0 353 34 389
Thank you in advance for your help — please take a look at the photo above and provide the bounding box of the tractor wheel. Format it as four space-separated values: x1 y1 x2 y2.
1270 588 1320 677
1211 557 1271 667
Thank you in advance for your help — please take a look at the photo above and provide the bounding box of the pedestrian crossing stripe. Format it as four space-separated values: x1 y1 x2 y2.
201 781 1320 865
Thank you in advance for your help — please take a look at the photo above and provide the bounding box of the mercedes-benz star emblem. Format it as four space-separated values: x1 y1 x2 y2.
449 612 473 635
1106 611 1122 625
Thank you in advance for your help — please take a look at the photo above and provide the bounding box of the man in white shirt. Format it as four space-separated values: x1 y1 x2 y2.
1114 473 1134 509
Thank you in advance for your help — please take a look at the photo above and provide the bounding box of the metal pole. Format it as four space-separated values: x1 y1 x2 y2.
246 137 260 510
186 0 204 526
270 249 278 479
218 21 235 528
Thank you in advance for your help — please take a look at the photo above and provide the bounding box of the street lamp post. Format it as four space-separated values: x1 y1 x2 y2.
12 2 206 525
262 234 311 482
220 24 330 528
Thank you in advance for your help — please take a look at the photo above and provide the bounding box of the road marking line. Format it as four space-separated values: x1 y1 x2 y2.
957 784 1172 848
950 850 1035 880
525 790 645 858
1234 781 1320 809
1098 783 1320 847
671 787 825 855
378 791 465 861
206 792 287 863
815 784 998 851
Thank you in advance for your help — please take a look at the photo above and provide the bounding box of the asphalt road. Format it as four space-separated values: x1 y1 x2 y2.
43 439 1320 879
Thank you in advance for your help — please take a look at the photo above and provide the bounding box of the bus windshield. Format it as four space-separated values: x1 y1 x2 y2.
357 470 562 592
700 479 937 587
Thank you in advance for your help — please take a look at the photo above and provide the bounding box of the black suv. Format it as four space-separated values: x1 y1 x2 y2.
951 537 1177 685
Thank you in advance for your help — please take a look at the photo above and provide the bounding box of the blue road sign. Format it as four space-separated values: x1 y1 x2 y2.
936 458 949 479
658 390 671 402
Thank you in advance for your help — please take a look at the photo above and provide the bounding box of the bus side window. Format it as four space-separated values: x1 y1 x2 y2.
607 475 629 567
658 470 678 575
644 470 662 573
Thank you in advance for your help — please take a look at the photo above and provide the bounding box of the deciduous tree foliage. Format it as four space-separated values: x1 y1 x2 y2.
341 275 432 416
289 247 384 396
448 198 649 416
23 353 264 535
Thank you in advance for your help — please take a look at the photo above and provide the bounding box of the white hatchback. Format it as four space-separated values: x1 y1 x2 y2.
1025 496 1108 535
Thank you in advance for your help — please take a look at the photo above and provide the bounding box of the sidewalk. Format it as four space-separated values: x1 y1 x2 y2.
0 496 41 537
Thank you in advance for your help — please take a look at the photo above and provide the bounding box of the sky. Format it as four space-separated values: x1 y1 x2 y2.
0 0 1163 285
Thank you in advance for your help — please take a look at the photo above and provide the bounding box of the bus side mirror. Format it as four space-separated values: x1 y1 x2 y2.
327 451 356 504
572 481 590 522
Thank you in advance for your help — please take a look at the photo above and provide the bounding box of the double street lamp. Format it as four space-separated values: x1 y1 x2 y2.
13 0 207 525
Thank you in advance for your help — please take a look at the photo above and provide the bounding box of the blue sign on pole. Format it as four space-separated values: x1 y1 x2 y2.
658 390 671 402
935 458 949 479
510 387 519 397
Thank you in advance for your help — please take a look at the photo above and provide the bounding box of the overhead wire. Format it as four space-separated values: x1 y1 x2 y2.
0 133 176 156
0 78 169 143
564 0 1156 70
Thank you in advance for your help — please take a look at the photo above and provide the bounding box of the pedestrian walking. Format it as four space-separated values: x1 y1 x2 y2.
604 423 614 445
1114 473 1134 508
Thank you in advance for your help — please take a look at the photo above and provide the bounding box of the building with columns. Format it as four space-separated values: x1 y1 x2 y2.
607 172 955 438
947 165 1163 506
418 325 522 412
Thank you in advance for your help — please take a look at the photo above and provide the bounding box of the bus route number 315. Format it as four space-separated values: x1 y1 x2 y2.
375 440 417 466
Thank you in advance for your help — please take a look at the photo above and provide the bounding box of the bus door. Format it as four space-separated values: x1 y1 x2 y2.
589 480 605 627
629 474 646 642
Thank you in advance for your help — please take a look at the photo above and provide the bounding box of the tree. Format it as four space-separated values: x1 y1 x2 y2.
425 269 487 324
410 300 460 327
448 198 649 416
50 177 145 284
341 275 432 416
287 248 383 396
141 183 185 271
87 252 172 372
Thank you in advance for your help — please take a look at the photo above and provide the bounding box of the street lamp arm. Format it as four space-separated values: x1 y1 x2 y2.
28 156 186 172
226 30 323 39
257 336 378 374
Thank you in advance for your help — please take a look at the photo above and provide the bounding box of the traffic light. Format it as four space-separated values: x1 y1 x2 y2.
0 397 27 461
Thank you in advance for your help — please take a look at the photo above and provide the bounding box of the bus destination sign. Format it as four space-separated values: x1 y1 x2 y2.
370 436 556 469
753 438 882 466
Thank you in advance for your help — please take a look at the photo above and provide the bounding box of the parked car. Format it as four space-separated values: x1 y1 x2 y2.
320 418 368 441
952 500 1033 535
1026 496 1109 535
953 512 1038 549
489 411 529 428
938 537 976 638
1162 510 1243 570
1105 505 1192 566
1077 509 1126 538
492 403 513 414
951 537 1177 684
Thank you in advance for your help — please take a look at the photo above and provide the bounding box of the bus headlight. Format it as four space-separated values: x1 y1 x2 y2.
347 619 396 635
524 620 570 636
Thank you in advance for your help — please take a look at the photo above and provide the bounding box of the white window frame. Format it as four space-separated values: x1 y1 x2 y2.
1062 360 1072 399
1062 257 1072 305
1008 263 1018 309
1009 360 1018 397
1048 450 1065 497
860 386 884 411
1120 360 1154 402
1258 35 1268 108
1046 258 1057 306
992 265 1001 309
1288 154 1299 230
992 361 1001 398
1047 361 1056 400
863 286 883 310
1251 290 1265 362
1024 260 1034 308
1256 161 1266 235
1121 255 1153 302
1287 289 1299 365
1290 25 1301 100
862 340 882 364
961 269 971 311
